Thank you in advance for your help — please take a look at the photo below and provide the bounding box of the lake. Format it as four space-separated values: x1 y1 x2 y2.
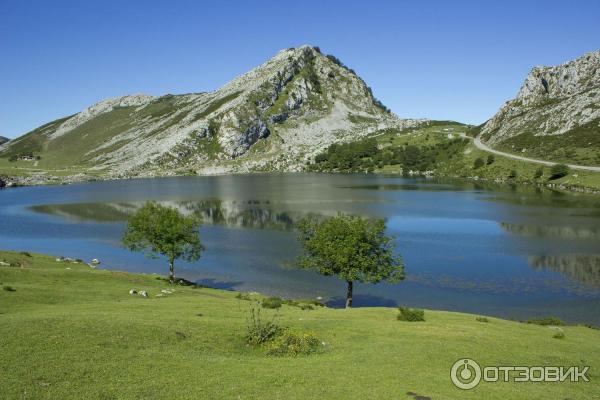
1 174 600 324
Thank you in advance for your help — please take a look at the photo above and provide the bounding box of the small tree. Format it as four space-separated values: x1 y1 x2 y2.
486 154 495 165
550 164 570 180
123 201 203 283
534 166 544 179
473 157 485 169
296 213 404 308
509 169 518 179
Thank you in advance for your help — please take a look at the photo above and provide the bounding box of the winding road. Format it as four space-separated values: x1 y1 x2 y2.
468 134 600 172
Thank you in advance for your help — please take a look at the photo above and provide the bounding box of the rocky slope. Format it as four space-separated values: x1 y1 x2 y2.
479 49 600 165
0 46 423 179
0 136 9 146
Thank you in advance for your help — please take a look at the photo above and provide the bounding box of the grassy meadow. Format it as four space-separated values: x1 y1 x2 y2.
1 251 599 399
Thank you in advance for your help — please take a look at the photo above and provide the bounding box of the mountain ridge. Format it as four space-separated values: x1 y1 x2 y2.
479 49 600 166
1 46 424 178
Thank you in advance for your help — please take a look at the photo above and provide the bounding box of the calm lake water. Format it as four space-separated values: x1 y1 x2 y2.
1 174 600 324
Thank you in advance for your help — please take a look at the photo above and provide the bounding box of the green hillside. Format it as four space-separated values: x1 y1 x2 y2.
494 118 600 166
307 121 600 191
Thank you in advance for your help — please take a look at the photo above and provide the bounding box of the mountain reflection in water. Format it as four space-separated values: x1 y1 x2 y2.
31 199 300 231
529 255 600 288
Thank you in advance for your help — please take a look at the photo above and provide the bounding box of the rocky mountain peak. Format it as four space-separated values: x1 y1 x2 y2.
1 46 422 179
516 50 600 106
480 49 600 145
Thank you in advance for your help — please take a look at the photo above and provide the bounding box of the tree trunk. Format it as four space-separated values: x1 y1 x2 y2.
345 280 353 308
168 258 175 284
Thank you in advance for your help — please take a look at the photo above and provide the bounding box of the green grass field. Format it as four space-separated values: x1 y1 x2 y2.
1 251 599 399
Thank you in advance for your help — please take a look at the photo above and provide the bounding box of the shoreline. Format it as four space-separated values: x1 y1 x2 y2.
2 249 598 327
2 169 600 196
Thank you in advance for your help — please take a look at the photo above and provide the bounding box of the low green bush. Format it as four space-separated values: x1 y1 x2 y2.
474 157 485 169
552 328 566 340
282 299 325 310
235 292 252 301
266 329 322 356
526 316 565 326
476 316 489 323
245 307 281 346
3 285 16 292
397 307 425 322
261 296 282 309
550 164 570 180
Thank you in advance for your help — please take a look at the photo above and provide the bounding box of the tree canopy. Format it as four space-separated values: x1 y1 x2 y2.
123 201 203 282
550 163 570 180
296 213 404 307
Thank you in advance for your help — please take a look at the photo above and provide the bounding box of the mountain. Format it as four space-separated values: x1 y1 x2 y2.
0 46 422 178
479 49 600 165
0 136 9 146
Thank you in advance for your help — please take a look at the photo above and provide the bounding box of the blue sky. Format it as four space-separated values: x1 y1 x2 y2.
1 0 599 138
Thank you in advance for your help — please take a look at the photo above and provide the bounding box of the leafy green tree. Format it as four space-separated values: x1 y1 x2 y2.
534 167 544 179
509 169 518 179
123 201 204 283
550 164 570 180
473 157 485 169
296 213 404 308
486 154 495 165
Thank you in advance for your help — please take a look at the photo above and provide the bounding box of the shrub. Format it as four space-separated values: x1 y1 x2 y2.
476 316 489 323
550 164 570 180
397 307 425 322
552 328 566 339
19 251 32 257
508 169 518 179
261 296 282 309
245 307 281 346
281 299 324 310
526 316 565 326
473 157 485 169
266 329 322 356
486 154 495 165
3 285 16 292
534 167 544 179
235 292 252 301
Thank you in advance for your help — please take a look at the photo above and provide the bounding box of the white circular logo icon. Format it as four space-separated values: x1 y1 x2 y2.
451 358 482 390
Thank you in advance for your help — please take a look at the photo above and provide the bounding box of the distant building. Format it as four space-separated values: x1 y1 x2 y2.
16 155 38 161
